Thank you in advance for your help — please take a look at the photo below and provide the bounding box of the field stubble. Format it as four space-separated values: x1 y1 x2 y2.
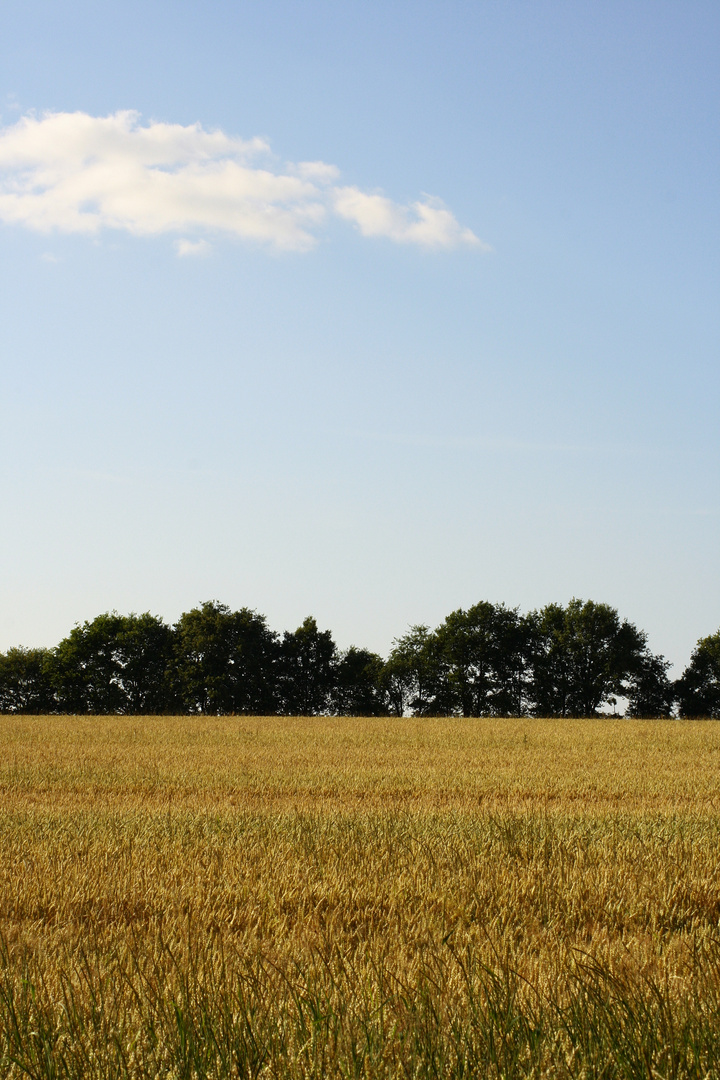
1 716 720 1078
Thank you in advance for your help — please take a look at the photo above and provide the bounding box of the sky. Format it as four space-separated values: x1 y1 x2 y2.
0 1 718 672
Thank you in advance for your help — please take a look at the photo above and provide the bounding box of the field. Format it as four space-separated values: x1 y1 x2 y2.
1 716 720 1078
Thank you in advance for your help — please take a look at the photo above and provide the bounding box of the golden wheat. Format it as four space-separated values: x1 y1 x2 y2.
1 716 720 1078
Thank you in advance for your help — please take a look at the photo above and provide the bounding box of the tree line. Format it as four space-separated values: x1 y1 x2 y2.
0 598 718 717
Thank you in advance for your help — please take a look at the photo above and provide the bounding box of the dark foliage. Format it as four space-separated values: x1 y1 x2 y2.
331 647 387 716
381 625 439 716
434 602 530 716
1 598 714 718
277 616 337 715
51 612 176 714
675 630 720 717
173 602 278 714
527 599 648 718
0 647 55 714
626 651 675 718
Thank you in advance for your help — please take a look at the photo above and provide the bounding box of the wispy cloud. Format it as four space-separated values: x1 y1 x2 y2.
333 188 481 248
175 237 211 258
0 110 486 253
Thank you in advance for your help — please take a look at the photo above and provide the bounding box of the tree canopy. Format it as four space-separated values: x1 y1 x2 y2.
676 631 720 718
0 599 709 717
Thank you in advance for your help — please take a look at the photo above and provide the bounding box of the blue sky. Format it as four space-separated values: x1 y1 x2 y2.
1 1 718 671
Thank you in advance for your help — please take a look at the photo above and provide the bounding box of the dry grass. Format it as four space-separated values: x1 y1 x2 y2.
1 716 720 1078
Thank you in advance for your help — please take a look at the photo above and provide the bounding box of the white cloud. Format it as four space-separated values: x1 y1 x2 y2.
175 238 211 258
333 188 488 249
0 110 485 253
290 160 340 183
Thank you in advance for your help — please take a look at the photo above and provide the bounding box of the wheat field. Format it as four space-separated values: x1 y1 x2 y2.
1 715 720 1078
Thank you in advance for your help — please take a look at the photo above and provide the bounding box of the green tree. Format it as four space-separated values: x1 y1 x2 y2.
0 647 55 714
115 613 176 713
277 617 337 715
174 602 278 714
331 647 387 716
382 626 443 716
51 612 175 714
52 613 129 713
435 602 530 716
676 631 720 717
626 651 675 718
528 599 647 717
